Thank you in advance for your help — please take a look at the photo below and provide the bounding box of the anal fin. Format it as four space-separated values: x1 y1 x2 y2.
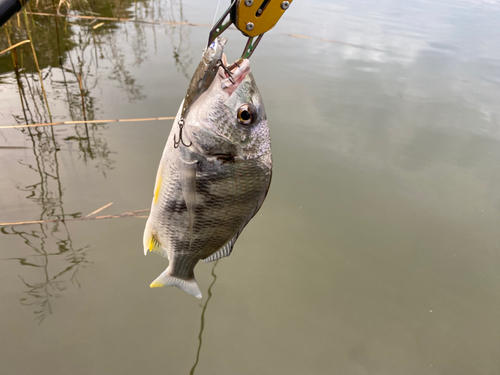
203 233 239 263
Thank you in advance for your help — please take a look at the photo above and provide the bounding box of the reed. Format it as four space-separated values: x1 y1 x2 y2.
27 11 211 27
22 9 52 119
0 116 176 129
4 24 27 114
0 208 149 227
85 202 113 217
0 39 31 55
77 73 87 121
24 11 370 49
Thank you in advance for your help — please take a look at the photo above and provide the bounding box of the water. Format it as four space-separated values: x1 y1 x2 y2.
1 0 500 373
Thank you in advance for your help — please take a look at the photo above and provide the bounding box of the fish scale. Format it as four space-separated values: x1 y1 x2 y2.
143 37 272 299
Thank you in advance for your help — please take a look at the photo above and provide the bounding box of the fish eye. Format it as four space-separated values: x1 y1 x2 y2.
237 104 256 126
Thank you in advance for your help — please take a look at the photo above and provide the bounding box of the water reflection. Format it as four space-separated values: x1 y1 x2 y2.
0 94 114 323
0 125 89 324
2 223 91 324
165 0 193 79
0 0 195 323
0 117 121 323
1 0 194 123
190 261 219 375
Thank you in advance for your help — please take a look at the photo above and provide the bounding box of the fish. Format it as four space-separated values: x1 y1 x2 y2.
143 37 272 299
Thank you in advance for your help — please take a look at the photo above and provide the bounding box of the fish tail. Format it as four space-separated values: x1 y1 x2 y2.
150 266 202 299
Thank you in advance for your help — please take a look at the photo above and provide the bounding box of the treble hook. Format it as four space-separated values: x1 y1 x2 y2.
216 59 235 84
173 118 192 148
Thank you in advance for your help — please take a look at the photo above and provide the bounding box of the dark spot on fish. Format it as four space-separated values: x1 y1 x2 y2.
166 198 186 213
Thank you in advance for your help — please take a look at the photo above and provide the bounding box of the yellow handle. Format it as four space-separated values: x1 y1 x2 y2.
234 0 293 37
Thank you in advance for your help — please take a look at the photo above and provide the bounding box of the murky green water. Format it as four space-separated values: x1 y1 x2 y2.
1 0 500 373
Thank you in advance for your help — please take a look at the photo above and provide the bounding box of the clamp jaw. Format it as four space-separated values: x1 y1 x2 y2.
208 0 293 59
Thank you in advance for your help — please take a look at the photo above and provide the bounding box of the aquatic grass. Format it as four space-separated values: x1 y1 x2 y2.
22 9 52 119
3 24 28 117
26 11 211 27
2 0 227 128
75 71 93 154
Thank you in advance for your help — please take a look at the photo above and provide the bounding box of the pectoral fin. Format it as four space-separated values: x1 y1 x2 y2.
143 221 168 258
179 159 198 246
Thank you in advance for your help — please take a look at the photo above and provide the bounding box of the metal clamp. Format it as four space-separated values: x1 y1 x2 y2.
208 0 293 59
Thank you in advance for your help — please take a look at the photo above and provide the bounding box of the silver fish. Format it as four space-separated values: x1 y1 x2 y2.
143 38 272 299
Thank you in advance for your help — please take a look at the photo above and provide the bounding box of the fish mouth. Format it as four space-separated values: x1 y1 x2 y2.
219 54 251 94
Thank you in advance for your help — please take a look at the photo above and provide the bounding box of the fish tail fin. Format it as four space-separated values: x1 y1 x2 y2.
150 267 202 299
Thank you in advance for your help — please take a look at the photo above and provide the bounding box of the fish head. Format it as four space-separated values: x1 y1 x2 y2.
184 54 269 158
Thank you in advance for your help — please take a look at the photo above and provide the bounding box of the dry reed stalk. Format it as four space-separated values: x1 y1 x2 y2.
0 209 150 227
0 40 31 55
77 73 87 120
26 11 211 27
24 11 366 48
58 0 70 14
85 202 113 217
22 9 52 118
0 116 175 129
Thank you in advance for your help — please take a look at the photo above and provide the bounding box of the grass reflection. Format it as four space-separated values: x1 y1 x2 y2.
0 0 193 124
2 222 91 325
0 0 193 324
1 125 90 324
190 261 219 375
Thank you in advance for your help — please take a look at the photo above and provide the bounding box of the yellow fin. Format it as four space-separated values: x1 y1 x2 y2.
148 235 161 254
143 221 169 258
150 279 163 288
149 267 202 298
153 173 162 204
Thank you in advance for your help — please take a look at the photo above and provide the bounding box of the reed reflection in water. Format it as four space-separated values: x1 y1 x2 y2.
0 0 197 325
1 125 89 324
1 0 500 373
190 260 218 375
